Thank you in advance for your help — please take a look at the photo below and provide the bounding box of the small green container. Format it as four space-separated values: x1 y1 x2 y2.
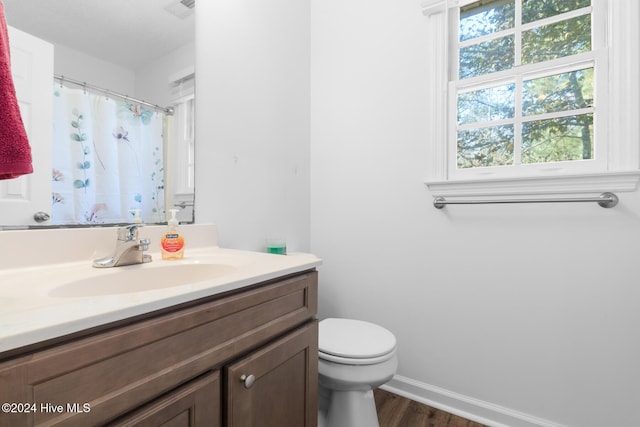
265 238 286 255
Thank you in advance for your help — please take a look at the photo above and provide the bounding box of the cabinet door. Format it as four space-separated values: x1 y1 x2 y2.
226 322 318 427
109 371 220 427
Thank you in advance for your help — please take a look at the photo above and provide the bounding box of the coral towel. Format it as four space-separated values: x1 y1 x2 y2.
0 1 32 180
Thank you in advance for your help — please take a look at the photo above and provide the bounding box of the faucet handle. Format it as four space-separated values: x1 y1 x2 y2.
118 224 144 241
138 238 151 251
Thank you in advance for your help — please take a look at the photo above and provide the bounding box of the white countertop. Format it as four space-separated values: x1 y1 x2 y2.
0 225 321 354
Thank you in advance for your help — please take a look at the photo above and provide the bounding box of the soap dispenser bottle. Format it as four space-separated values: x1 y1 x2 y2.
161 209 185 260
130 209 143 224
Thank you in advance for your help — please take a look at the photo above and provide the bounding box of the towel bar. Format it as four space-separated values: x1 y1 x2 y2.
433 192 618 209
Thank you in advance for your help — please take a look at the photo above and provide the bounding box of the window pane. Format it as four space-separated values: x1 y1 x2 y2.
458 125 514 168
522 114 593 163
460 35 514 79
523 68 593 116
522 0 591 24
522 14 591 64
460 0 515 42
458 83 515 125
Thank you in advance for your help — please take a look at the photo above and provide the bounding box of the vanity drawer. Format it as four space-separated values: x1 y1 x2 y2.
0 271 317 427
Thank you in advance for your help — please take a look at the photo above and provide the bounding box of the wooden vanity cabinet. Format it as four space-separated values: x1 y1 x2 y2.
0 271 318 427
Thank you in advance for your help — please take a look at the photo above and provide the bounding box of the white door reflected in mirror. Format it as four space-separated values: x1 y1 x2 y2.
0 26 53 226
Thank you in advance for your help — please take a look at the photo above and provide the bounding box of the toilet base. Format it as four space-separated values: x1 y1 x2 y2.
319 387 380 427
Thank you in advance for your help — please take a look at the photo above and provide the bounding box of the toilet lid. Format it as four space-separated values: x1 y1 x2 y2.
319 318 396 359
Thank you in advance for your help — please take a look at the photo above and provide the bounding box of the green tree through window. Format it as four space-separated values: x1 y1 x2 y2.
454 0 595 170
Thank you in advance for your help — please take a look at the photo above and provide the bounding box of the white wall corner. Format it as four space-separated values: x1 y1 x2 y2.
382 375 569 427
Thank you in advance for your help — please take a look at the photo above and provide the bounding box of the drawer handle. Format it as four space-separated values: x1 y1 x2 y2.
240 374 256 389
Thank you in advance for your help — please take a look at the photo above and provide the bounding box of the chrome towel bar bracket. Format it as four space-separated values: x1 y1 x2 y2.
433 192 619 209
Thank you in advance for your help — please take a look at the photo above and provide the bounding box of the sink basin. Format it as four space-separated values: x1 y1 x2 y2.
49 263 237 297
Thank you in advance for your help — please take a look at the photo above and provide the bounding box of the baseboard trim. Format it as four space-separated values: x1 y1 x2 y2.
380 375 568 427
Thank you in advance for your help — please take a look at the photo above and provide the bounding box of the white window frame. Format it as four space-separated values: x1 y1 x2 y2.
422 0 640 198
169 73 196 197
172 93 195 195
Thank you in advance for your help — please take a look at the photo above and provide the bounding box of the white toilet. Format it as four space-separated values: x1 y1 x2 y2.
318 318 398 427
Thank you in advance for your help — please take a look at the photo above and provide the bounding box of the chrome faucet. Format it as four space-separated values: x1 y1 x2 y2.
92 224 152 268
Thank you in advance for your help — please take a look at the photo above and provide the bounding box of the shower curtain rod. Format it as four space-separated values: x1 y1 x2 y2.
54 74 174 115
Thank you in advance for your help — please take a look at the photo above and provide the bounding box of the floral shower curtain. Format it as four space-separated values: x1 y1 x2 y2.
51 83 165 225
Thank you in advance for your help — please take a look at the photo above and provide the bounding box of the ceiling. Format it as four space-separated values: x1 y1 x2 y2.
3 0 195 70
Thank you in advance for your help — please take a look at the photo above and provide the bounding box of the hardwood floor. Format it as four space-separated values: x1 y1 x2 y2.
374 389 488 427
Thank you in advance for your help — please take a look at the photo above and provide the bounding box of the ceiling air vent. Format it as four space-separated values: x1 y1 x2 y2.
165 0 195 19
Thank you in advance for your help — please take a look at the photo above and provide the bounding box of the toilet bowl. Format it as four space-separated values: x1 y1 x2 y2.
318 318 398 427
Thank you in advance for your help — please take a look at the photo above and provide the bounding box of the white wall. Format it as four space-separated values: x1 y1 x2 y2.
54 44 134 95
195 0 311 252
55 40 194 110
194 0 640 426
310 1 640 427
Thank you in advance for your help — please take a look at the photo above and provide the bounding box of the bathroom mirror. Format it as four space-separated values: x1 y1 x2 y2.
1 0 195 228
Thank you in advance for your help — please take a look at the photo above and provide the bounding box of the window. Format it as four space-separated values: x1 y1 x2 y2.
170 74 195 196
422 0 640 197
451 0 603 179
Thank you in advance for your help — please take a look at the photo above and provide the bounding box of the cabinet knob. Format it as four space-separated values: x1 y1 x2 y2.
240 374 255 389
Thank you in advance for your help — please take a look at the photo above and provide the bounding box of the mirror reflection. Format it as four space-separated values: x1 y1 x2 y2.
1 0 195 228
